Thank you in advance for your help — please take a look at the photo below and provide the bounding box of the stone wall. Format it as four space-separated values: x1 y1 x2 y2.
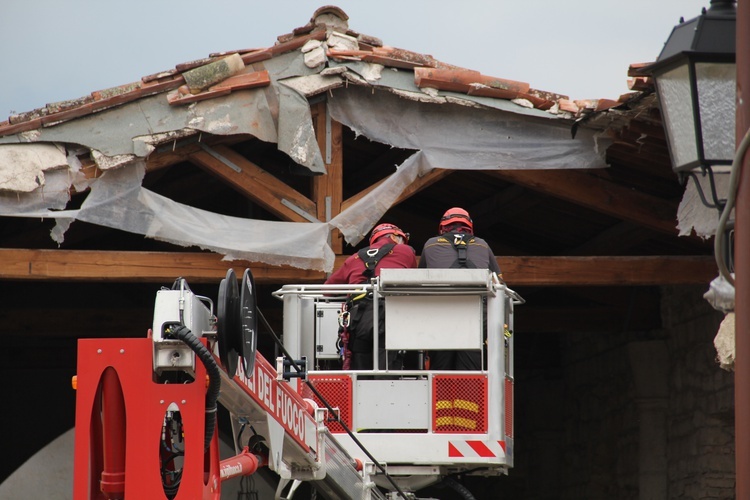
662 285 734 499
510 285 732 499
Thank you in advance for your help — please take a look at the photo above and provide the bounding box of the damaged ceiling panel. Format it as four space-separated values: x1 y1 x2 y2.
0 5 705 274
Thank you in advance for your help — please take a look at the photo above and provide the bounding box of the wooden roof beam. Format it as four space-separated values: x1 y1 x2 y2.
488 169 679 235
342 168 453 212
190 144 318 223
0 249 716 286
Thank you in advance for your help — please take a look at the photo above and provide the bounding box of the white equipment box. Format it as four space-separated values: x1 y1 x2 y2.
315 302 342 360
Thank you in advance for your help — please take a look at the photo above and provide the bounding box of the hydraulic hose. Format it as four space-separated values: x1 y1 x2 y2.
443 476 478 500
168 325 222 452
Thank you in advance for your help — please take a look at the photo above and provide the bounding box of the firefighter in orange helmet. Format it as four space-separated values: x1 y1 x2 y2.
326 223 417 369
419 208 501 370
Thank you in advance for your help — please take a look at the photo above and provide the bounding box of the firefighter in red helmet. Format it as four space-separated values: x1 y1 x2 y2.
326 223 417 370
419 208 502 370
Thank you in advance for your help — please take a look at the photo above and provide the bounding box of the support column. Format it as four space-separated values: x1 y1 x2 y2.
311 100 344 254
628 341 669 499
735 0 750 495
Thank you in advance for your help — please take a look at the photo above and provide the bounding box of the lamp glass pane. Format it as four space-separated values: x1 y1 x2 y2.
696 62 736 162
656 64 699 169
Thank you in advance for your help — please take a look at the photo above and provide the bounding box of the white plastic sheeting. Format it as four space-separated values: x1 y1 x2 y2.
0 56 609 272
74 162 334 271
328 86 608 243
676 169 731 238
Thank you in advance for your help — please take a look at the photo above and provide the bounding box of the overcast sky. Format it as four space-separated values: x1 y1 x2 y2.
2 0 710 118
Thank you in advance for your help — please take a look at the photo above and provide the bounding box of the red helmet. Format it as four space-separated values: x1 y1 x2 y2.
369 223 409 246
439 207 473 234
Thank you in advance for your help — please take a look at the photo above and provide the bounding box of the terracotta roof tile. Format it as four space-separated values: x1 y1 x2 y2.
0 6 643 136
271 28 327 56
0 117 43 136
41 102 94 126
558 99 580 113
167 70 271 106
141 68 180 83
414 67 530 95
167 86 232 106
240 49 274 65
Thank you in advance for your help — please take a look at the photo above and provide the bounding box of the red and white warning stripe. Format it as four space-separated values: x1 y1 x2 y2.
448 440 506 459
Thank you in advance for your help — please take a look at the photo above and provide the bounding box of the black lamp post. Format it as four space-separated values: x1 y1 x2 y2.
641 0 737 209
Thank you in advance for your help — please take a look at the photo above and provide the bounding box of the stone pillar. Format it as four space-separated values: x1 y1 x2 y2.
628 341 669 499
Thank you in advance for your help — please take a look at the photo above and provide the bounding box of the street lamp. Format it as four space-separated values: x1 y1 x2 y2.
640 0 736 210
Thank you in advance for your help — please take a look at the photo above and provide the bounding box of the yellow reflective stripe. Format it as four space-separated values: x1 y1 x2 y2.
435 400 453 410
453 399 479 413
453 417 477 429
436 416 477 429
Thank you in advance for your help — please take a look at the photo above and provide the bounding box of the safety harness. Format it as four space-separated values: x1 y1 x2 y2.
337 243 396 369
357 243 396 278
444 232 477 269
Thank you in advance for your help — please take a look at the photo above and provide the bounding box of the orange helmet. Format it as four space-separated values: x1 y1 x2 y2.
439 207 473 234
369 223 409 246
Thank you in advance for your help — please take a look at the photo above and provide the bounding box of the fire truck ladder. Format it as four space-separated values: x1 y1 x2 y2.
72 273 388 500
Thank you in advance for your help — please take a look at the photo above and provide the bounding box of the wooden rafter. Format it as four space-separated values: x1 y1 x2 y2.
190 144 317 223
342 168 453 212
488 169 679 235
311 101 343 252
0 249 717 286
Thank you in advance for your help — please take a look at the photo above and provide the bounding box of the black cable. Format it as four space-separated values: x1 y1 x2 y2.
257 307 410 500
168 325 222 453
442 476 478 500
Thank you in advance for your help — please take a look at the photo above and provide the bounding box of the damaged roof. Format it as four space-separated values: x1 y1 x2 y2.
0 5 716 287
0 5 634 137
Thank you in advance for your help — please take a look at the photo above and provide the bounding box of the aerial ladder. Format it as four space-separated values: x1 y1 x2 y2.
72 267 521 499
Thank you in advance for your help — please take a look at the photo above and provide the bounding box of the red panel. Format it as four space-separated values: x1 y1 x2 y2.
432 375 488 434
73 338 220 500
299 375 353 434
505 377 514 439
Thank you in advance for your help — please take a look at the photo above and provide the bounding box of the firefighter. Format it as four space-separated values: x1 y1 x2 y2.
419 207 501 370
326 223 417 369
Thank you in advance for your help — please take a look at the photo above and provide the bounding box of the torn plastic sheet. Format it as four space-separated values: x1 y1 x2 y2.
331 151 429 243
328 85 607 244
74 162 334 271
677 169 731 238
276 84 325 172
704 274 735 312
0 167 73 214
0 143 68 192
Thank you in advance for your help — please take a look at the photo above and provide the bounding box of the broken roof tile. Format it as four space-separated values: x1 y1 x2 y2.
271 28 327 56
142 68 180 83
209 70 271 92
182 54 245 94
167 70 271 106
414 67 530 95
558 99 580 114
594 99 622 112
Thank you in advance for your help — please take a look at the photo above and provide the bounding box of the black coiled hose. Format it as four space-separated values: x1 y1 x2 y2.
443 476 478 500
168 324 221 452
